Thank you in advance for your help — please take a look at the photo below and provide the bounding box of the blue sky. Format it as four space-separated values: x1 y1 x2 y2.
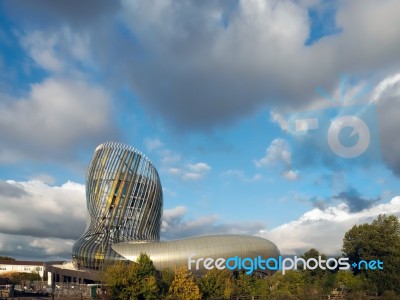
1 0 400 260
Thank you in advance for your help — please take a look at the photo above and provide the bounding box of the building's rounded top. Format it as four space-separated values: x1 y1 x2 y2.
95 142 153 165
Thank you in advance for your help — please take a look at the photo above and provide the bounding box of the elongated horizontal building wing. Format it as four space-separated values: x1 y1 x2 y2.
113 234 280 275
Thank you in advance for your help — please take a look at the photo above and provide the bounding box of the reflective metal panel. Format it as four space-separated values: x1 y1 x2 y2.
112 234 280 275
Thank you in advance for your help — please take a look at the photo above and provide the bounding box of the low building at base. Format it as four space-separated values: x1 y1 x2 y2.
0 260 45 279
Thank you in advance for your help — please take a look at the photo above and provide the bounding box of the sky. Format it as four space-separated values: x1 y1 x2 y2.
0 0 400 261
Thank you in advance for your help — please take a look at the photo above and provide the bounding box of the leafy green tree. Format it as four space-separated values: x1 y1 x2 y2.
200 268 233 299
136 252 156 278
0 256 15 261
141 275 159 300
334 270 363 292
168 266 201 300
103 253 159 300
233 271 257 297
103 261 135 300
277 270 305 296
300 248 335 294
159 268 174 296
342 214 400 295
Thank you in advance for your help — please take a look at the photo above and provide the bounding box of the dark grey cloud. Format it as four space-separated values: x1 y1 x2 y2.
375 77 400 177
333 188 380 213
3 0 120 27
0 181 27 198
0 233 72 261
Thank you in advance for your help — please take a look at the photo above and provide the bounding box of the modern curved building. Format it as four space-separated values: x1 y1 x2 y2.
72 142 163 269
72 142 280 274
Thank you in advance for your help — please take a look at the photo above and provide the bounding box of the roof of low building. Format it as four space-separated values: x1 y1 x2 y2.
0 260 44 266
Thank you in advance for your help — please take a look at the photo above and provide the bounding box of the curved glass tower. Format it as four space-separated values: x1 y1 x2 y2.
72 142 163 270
72 142 279 274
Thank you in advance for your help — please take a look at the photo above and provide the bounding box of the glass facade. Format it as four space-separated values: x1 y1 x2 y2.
72 142 163 270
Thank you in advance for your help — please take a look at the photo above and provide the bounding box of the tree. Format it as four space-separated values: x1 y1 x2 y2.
168 266 201 300
200 268 233 299
141 275 159 300
342 214 400 294
0 256 15 261
159 268 174 296
103 261 135 300
102 253 159 300
334 270 363 292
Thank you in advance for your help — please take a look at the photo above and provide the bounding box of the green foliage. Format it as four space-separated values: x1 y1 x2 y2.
342 214 400 295
199 268 233 299
334 270 363 292
159 268 175 295
276 270 305 296
102 253 159 300
168 266 201 300
141 275 159 300
136 252 156 278
0 256 15 261
7 272 41 285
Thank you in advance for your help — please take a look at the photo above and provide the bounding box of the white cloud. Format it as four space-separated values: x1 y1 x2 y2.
167 167 182 175
254 139 298 180
187 162 211 173
0 179 87 259
154 141 211 181
262 196 400 255
283 170 299 180
21 27 92 73
270 111 289 132
255 139 292 168
0 180 86 240
0 77 117 162
144 137 164 152
30 238 74 256
181 172 203 181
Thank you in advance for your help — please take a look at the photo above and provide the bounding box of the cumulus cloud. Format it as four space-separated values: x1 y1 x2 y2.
255 138 298 180
167 163 211 181
4 0 400 131
0 233 73 260
0 179 87 260
0 78 118 162
144 137 164 152
262 196 400 255
0 180 86 240
20 27 92 73
255 139 292 167
146 139 212 181
161 196 400 255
